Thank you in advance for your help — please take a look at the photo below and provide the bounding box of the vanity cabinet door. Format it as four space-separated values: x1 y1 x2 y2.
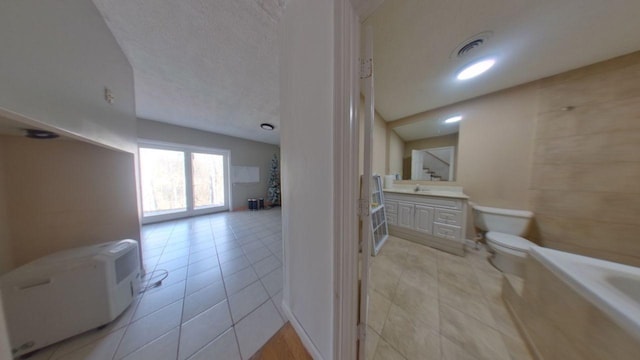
414 205 434 234
397 202 414 229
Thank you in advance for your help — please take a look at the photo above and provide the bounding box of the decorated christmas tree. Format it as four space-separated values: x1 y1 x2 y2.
267 153 281 206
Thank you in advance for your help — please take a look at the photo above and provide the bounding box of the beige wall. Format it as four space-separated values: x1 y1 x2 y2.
0 135 140 269
531 52 640 266
389 83 538 210
456 85 538 210
387 129 404 176
0 0 137 153
359 98 389 176
137 119 280 211
0 151 11 274
373 113 387 175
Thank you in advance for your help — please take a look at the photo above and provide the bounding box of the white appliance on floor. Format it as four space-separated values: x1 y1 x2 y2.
0 239 141 357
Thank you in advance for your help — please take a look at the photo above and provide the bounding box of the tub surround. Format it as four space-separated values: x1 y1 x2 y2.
530 247 640 340
503 248 640 360
384 185 468 256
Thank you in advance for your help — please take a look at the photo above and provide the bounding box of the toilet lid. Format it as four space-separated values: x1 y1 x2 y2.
486 232 534 251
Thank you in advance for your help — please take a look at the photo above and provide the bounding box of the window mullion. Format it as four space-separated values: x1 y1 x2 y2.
184 151 195 214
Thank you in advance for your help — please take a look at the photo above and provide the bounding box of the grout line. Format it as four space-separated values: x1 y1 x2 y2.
111 222 176 360
174 222 193 360
212 222 244 360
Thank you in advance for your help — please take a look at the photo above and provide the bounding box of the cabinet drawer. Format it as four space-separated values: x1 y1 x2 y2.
385 200 398 214
434 208 463 226
433 223 461 241
386 213 397 226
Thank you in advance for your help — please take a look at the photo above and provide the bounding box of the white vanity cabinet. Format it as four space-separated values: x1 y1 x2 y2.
384 191 467 256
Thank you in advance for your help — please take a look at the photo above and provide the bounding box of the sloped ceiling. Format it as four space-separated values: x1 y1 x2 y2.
364 0 640 127
92 0 284 145
92 0 640 145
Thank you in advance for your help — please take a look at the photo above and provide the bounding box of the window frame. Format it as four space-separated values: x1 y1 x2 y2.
138 140 231 224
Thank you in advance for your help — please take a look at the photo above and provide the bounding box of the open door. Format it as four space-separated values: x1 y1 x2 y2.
358 25 374 360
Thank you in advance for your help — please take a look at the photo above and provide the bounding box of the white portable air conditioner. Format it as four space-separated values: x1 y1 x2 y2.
0 239 141 357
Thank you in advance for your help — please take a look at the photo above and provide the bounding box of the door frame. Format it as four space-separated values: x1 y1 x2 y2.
334 1 393 358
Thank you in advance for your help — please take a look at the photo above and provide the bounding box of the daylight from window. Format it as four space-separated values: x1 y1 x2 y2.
192 153 225 209
140 148 187 216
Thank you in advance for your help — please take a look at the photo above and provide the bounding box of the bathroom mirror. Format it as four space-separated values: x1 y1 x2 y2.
390 118 459 181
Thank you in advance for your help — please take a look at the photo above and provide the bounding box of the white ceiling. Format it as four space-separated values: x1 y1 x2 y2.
89 0 640 145
91 0 284 145
364 0 640 124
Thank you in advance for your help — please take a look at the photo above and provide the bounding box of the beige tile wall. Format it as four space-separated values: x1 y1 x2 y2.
532 51 640 267
0 135 140 270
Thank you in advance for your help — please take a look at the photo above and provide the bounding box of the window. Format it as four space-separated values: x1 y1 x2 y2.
192 152 225 209
139 143 230 222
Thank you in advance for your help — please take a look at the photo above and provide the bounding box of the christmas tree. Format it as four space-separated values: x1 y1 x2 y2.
267 153 281 206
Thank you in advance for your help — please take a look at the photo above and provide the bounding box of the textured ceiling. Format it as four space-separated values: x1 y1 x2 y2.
91 0 640 145
364 0 640 123
92 0 284 145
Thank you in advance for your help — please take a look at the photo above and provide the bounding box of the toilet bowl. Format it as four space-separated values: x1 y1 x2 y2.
472 204 535 277
485 231 537 277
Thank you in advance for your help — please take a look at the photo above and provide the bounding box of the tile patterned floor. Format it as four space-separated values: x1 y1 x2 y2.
26 209 284 360
367 236 534 360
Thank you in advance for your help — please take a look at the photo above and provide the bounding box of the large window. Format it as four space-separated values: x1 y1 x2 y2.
139 143 229 222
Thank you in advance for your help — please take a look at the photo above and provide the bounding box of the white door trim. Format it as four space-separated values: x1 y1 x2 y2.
333 0 361 359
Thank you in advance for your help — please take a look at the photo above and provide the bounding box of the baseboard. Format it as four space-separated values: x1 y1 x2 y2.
464 238 478 249
281 301 324 360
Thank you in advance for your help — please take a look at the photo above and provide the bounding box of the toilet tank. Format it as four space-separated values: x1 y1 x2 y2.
472 204 533 236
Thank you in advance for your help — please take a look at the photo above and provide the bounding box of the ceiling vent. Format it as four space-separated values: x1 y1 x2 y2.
450 31 493 59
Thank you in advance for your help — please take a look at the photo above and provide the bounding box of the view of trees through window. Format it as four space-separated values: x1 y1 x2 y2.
140 148 187 216
140 147 226 218
192 153 225 208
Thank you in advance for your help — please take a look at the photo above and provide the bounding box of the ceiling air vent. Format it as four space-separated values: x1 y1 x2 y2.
450 31 493 59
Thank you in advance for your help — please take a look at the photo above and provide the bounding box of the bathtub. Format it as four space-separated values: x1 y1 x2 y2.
529 246 640 341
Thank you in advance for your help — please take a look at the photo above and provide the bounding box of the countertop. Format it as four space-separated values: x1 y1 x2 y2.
383 188 469 199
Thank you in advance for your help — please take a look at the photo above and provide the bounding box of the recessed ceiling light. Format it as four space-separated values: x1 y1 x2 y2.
444 115 463 124
260 123 275 131
456 58 496 80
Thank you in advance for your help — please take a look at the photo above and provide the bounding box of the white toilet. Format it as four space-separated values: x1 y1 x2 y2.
472 204 536 277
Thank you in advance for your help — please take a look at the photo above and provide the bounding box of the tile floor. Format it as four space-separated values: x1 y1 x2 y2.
26 209 284 360
366 236 534 360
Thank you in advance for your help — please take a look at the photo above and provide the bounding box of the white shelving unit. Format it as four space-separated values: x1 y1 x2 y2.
370 175 389 255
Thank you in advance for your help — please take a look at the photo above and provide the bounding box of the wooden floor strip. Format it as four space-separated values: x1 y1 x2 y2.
251 322 312 360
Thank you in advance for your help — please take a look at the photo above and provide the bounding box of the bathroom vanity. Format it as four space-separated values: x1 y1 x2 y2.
384 187 468 256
